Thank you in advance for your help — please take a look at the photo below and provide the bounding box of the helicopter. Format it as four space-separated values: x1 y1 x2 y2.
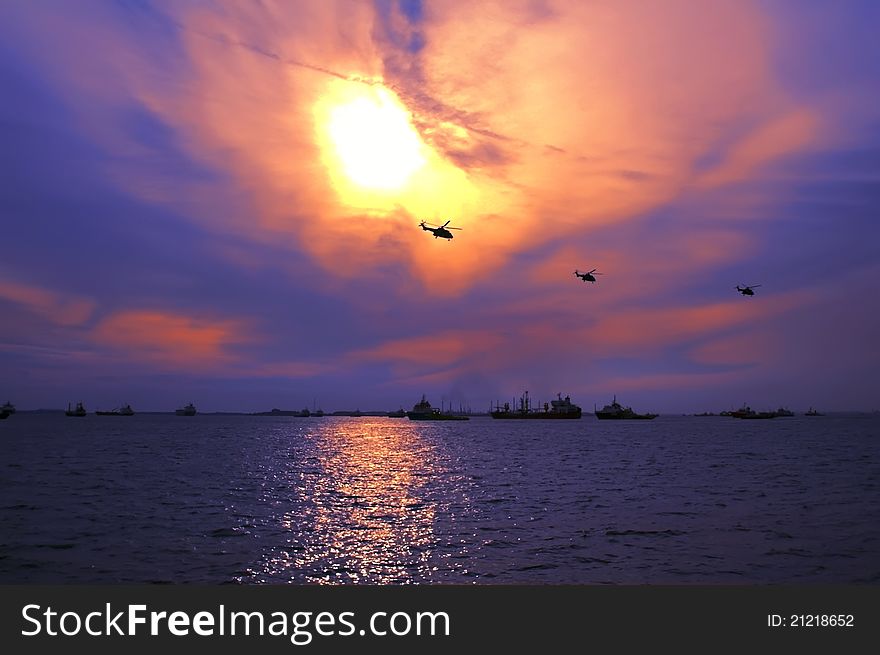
419 220 461 240
736 284 761 296
573 268 603 283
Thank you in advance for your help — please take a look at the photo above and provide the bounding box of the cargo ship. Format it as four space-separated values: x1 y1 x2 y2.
96 404 135 416
175 402 197 416
406 395 469 421
594 396 657 420
727 404 775 419
65 401 87 417
491 391 582 419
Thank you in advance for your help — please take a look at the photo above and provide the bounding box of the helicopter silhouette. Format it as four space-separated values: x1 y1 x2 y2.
736 284 761 296
419 220 461 240
574 268 603 283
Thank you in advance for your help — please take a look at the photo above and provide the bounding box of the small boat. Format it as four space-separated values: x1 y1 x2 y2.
387 408 407 418
594 396 657 420
96 404 135 416
65 401 87 417
1 401 15 415
775 407 794 417
175 402 197 416
805 407 824 416
406 395 469 421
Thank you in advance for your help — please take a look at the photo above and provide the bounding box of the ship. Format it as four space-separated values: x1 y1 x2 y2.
775 407 795 417
96 404 135 416
737 410 776 419
175 402 197 416
406 395 469 421
491 391 582 419
387 408 407 418
1 401 15 415
594 396 658 420
65 401 87 417
728 404 775 419
253 408 314 417
805 407 824 416
728 404 755 418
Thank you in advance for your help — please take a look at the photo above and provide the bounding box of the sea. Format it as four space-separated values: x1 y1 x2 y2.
1 413 878 584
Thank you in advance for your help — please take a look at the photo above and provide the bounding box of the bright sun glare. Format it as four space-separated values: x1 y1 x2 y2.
324 86 426 191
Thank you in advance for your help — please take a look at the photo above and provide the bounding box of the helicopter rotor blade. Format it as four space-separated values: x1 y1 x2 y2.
447 226 462 230
441 220 451 228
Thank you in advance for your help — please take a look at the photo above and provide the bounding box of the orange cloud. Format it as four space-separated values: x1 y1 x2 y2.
96 0 818 296
695 109 819 189
0 279 95 326
350 329 504 369
91 310 252 371
688 330 780 367
10 1 827 300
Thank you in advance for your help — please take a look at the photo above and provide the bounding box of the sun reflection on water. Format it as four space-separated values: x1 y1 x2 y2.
249 418 462 584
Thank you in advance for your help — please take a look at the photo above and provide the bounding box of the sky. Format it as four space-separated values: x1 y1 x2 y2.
1 0 879 413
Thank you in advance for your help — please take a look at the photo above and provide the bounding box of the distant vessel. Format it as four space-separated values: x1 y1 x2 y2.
1 401 15 415
594 396 658 420
775 407 795 417
727 404 775 419
729 404 755 418
0 409 9 420
737 410 776 419
65 401 87 417
491 391 582 419
253 408 314 417
96 404 134 416
406 395 469 421
805 407 824 416
175 403 197 416
387 408 407 418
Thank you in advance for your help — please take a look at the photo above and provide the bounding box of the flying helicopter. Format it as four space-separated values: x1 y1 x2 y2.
419 220 462 240
573 268 603 283
736 284 761 296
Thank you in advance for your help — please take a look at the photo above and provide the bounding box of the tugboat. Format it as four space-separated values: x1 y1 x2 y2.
491 391 582 419
1 401 15 415
594 396 658 420
96 404 135 416
175 402 197 416
406 395 469 421
805 407 824 416
65 401 87 417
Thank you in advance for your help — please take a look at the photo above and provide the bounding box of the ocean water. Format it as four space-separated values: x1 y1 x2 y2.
1 414 878 584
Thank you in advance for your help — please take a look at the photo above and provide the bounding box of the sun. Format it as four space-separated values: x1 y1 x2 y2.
322 86 426 191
